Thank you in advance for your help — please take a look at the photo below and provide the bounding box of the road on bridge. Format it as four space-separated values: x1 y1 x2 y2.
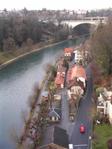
70 65 93 149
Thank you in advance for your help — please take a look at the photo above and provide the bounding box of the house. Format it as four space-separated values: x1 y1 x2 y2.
55 74 64 89
48 108 61 122
66 65 87 99
97 93 107 115
97 88 112 124
66 65 86 121
67 65 87 90
57 66 66 77
73 50 83 64
68 85 84 100
70 65 86 81
39 126 69 149
48 94 61 122
64 47 73 60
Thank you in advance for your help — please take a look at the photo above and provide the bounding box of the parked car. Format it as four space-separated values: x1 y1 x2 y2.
80 124 85 133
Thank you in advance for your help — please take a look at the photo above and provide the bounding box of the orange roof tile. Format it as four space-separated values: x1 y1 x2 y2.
55 75 64 85
71 65 87 80
64 48 73 53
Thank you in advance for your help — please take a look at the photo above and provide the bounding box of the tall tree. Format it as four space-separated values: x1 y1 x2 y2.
90 21 112 75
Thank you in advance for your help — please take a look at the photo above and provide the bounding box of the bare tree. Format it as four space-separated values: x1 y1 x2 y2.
3 37 16 51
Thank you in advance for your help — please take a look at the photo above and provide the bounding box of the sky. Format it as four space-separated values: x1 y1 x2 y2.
0 0 112 11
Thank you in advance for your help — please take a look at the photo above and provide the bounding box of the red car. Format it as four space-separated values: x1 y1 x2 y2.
80 124 85 133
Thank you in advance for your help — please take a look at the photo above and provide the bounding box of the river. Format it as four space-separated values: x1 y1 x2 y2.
0 39 80 149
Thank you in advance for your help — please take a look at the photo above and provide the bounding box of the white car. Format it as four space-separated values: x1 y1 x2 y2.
69 144 73 149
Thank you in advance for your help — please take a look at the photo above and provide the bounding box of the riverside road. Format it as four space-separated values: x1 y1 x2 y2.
70 65 93 149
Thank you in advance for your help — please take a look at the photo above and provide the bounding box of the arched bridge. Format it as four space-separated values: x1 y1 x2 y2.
61 17 107 28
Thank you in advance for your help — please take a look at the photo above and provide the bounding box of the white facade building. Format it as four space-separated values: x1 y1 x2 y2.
97 90 112 124
73 50 83 64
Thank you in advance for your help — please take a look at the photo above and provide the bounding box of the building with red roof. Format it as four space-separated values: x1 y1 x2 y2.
66 64 87 101
71 65 87 80
66 65 86 87
57 66 66 77
55 74 64 88
64 47 74 58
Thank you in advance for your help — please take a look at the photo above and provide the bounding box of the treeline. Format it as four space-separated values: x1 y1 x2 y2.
0 10 70 52
90 18 112 75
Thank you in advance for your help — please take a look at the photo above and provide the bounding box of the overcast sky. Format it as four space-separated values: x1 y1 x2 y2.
0 0 112 10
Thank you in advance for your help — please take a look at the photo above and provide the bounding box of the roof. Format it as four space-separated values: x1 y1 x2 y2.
48 108 61 118
41 126 69 148
64 47 73 53
71 65 87 80
55 75 64 85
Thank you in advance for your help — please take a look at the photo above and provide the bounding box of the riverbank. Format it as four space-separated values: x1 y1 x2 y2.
0 39 69 70
18 62 57 148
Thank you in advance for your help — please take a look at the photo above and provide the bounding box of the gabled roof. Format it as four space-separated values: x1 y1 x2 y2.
64 47 73 53
71 65 87 80
55 75 64 85
48 108 61 118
